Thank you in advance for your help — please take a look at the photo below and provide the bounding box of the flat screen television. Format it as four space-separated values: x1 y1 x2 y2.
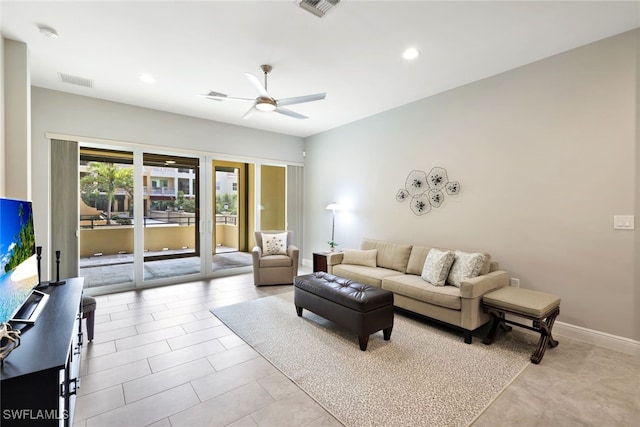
0 197 46 325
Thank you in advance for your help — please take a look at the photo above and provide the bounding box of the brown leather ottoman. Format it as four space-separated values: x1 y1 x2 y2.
294 272 394 351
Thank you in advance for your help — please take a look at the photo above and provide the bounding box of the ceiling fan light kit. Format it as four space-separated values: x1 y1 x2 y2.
255 97 277 112
203 64 326 120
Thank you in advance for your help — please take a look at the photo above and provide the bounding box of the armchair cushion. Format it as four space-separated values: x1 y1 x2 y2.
261 232 288 255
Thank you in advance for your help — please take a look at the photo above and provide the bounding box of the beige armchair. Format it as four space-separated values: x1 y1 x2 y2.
252 230 299 286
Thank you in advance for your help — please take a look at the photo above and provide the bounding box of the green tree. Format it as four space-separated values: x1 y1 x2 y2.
216 193 237 215
80 162 133 225
174 191 185 210
5 204 35 273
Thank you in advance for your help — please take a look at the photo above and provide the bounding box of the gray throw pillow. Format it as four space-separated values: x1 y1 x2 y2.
421 249 455 286
447 251 485 287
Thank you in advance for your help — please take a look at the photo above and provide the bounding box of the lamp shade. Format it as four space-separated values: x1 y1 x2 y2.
325 202 340 211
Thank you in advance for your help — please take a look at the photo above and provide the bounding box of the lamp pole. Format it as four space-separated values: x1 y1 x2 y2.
326 202 340 250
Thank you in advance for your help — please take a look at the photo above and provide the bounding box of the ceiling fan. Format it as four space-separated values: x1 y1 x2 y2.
202 64 326 120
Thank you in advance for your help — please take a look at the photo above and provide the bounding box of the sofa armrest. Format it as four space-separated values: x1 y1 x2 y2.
459 270 509 299
326 252 344 265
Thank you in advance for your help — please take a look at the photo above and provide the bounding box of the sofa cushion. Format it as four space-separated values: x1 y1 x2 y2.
382 274 462 310
261 232 287 255
421 249 455 286
342 249 377 267
332 264 399 288
406 245 432 275
447 251 485 287
360 238 412 273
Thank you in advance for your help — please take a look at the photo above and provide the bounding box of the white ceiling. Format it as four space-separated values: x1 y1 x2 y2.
2 1 639 138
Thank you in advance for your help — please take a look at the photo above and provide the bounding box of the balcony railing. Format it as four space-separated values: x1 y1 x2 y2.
216 214 237 225
150 187 176 195
80 211 198 229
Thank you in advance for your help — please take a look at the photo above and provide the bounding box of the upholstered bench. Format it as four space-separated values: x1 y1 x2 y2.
294 272 394 351
82 295 97 342
482 286 560 364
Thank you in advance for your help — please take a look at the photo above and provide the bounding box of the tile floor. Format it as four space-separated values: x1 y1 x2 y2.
74 270 640 427
80 250 252 288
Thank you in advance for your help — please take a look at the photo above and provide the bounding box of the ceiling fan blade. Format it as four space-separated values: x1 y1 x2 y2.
242 104 257 120
244 72 271 98
276 93 326 107
199 92 254 102
274 107 308 120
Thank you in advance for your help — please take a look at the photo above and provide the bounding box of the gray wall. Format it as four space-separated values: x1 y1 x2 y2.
304 30 639 341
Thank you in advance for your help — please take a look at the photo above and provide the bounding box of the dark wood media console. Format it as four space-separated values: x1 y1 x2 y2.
1 278 84 426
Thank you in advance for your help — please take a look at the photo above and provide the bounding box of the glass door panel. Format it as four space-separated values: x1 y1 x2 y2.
212 161 251 272
78 147 135 289
142 153 201 281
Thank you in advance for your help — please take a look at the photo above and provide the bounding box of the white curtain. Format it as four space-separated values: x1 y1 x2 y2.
51 139 79 280
287 165 304 253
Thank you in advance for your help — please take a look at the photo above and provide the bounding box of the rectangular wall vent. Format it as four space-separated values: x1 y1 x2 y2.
58 73 94 88
299 0 340 18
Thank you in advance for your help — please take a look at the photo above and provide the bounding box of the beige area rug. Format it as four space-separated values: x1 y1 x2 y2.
211 292 532 427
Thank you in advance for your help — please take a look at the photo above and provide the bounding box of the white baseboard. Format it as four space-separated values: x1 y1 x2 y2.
548 321 639 356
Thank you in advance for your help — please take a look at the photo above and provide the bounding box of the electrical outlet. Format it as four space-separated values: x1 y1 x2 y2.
510 278 520 287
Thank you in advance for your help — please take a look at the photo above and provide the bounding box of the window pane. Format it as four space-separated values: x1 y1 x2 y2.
78 148 135 289
143 153 201 281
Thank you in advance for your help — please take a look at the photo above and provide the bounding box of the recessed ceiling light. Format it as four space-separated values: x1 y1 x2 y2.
139 73 156 84
37 24 59 39
402 47 420 60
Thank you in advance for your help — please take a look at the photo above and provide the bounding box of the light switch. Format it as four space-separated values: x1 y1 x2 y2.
613 215 635 230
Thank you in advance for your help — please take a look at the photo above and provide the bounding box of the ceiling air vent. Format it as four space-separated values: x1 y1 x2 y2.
58 72 94 88
299 0 340 18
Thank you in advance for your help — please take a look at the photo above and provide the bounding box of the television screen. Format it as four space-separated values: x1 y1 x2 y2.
0 198 38 324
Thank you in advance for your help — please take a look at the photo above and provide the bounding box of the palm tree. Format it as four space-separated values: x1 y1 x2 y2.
80 162 133 225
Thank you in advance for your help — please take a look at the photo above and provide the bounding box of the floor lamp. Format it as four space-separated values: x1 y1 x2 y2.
326 202 340 251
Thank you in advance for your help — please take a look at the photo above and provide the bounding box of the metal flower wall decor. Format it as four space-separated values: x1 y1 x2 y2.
396 167 461 216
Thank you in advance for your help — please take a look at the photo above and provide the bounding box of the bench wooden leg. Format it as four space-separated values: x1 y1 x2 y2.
482 310 502 345
531 308 560 364
295 305 303 317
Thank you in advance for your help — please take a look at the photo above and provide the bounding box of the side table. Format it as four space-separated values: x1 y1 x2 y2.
312 252 330 272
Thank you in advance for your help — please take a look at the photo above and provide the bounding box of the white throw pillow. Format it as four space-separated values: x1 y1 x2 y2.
342 249 377 267
447 251 485 287
261 232 288 255
421 249 455 286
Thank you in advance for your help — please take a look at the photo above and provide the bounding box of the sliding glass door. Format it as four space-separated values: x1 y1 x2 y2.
142 153 201 282
77 143 293 291
78 147 135 289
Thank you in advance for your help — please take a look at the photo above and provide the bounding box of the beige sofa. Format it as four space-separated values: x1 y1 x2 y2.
326 238 509 343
